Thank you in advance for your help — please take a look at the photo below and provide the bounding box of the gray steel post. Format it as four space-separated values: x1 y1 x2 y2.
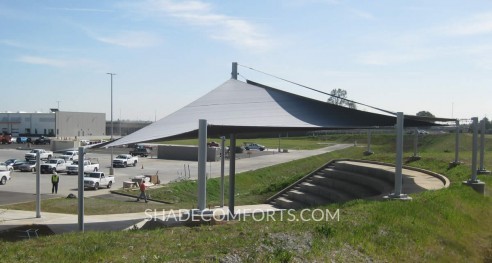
470 117 478 182
231 62 238 80
35 152 41 218
413 127 418 157
198 119 207 210
78 147 85 232
107 73 116 175
454 119 460 164
367 130 372 152
479 119 486 171
394 112 404 196
229 134 236 216
220 136 226 207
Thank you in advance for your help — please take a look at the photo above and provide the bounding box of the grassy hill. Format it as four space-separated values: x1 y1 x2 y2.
1 133 491 262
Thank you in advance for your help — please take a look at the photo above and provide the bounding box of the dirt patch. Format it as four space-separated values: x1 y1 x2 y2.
0 224 55 242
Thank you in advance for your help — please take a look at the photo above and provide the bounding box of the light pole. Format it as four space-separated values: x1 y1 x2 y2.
107 73 116 175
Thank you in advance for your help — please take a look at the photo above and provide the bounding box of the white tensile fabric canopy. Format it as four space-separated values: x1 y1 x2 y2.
107 78 446 147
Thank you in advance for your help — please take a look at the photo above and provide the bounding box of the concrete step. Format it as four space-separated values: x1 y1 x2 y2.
331 162 395 183
304 175 378 198
285 189 333 206
319 168 393 194
273 196 306 210
292 182 355 203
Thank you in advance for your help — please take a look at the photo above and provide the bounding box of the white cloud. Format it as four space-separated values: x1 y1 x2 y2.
349 9 375 20
147 0 273 51
440 12 492 36
45 7 114 13
93 31 162 48
18 56 68 67
356 49 436 66
17 55 97 68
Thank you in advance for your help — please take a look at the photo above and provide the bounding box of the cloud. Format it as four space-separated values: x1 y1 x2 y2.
349 9 375 20
0 39 30 49
356 49 436 66
17 55 97 68
45 7 114 13
147 0 273 51
18 56 68 67
92 31 162 48
440 12 492 36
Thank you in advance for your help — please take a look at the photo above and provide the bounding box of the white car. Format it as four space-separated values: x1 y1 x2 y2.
0 162 13 171
0 170 11 185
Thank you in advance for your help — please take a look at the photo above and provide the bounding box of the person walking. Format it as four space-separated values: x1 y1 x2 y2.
51 171 59 194
137 179 148 203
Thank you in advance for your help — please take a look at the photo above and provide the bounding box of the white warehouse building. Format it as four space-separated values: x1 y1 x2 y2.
0 110 106 138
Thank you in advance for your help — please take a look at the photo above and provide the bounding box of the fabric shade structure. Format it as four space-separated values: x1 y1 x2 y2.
107 78 452 147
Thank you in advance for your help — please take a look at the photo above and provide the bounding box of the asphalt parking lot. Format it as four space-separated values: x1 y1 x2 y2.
0 143 351 205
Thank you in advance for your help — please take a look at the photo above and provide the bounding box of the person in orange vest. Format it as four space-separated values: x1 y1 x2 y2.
51 172 59 194
137 179 148 203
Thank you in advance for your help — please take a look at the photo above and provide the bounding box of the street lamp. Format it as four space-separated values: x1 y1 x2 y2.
107 73 116 175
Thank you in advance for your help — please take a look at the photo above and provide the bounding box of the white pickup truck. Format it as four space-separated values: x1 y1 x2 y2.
25 149 53 161
84 172 115 190
66 159 100 175
40 159 68 174
59 150 79 161
112 154 138 167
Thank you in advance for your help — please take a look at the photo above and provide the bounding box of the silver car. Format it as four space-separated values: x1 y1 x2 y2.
19 160 39 172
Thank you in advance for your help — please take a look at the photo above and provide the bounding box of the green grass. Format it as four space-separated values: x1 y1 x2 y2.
1 133 491 262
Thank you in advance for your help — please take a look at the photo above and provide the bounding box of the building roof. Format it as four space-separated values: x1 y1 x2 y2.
107 79 453 147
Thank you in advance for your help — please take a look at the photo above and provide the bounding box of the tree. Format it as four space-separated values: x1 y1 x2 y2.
327 89 357 109
483 117 491 130
416 111 435 118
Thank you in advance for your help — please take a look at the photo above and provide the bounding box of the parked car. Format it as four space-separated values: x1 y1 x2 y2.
0 162 13 171
0 133 12 144
129 147 151 157
0 170 11 185
40 159 68 174
112 154 138 167
84 172 115 190
59 150 79 161
66 159 99 175
16 137 31 143
5 159 26 170
12 160 27 170
19 160 40 172
207 141 220 147
25 149 53 161
34 136 51 145
243 142 266 151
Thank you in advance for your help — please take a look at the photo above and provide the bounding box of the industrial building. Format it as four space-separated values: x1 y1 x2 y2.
0 110 106 138
105 120 152 136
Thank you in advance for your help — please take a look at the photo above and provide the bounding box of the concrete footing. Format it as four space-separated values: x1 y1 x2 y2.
383 193 412 201
363 151 374 156
462 180 486 195
477 169 491 175
449 161 462 167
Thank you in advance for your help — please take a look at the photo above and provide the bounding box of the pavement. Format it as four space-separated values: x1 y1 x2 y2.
0 143 449 235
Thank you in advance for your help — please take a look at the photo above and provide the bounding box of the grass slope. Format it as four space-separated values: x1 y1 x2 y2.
1 133 491 262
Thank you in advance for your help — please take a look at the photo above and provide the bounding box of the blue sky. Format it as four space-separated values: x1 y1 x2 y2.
1 0 491 121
